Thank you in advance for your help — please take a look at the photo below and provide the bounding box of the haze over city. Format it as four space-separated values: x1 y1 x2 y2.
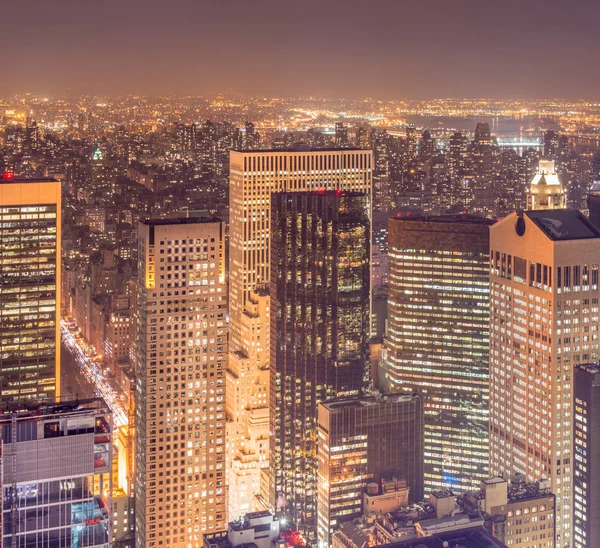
4 0 600 98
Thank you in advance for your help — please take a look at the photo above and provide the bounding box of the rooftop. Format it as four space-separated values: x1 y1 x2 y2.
0 175 59 184
525 209 600 241
391 212 496 225
232 147 367 153
273 190 368 198
141 215 221 226
380 526 507 548
576 363 600 375
0 398 110 423
321 393 419 411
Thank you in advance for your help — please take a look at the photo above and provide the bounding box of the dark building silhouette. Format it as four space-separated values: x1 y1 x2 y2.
317 393 424 544
573 364 600 548
270 191 370 532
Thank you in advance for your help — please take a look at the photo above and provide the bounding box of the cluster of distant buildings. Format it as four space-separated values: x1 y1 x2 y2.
2 116 600 548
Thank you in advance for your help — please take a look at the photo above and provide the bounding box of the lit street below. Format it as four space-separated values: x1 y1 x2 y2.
60 320 128 428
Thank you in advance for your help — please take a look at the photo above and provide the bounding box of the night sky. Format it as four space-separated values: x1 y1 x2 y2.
3 0 599 98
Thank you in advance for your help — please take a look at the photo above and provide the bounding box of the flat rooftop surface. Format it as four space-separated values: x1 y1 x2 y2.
526 210 600 240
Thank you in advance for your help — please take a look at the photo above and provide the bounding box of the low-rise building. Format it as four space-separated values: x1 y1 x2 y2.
462 475 555 548
203 511 284 548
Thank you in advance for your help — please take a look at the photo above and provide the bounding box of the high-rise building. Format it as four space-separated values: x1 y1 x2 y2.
586 180 600 229
270 191 371 534
544 131 560 160
226 289 270 520
526 159 567 210
373 131 391 212
489 210 600 547
316 393 424 545
228 149 372 517
573 363 600 548
134 217 228 547
335 122 349 148
0 398 113 548
379 214 493 493
0 176 61 406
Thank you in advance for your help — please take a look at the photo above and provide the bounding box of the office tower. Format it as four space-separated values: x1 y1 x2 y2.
0 399 113 548
373 131 391 212
544 130 560 159
228 148 372 517
335 122 349 148
316 393 424 545
448 131 468 177
592 149 600 181
270 191 371 533
379 214 493 493
418 129 436 160
471 122 497 177
474 122 492 145
526 159 567 210
573 363 600 548
406 126 417 162
587 181 600 228
0 176 61 406
134 217 227 547
489 210 600 547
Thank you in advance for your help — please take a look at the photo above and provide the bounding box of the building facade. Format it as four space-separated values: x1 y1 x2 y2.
270 191 371 533
0 177 62 406
134 217 228 547
379 214 493 493
228 149 372 517
0 399 112 548
489 210 600 547
573 363 600 548
317 394 424 545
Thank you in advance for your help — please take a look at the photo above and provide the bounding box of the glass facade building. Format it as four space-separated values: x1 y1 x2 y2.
316 394 423 545
379 214 493 493
0 178 61 407
270 191 370 533
0 399 112 548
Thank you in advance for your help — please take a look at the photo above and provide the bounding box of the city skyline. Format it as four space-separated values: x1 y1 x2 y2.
3 0 600 99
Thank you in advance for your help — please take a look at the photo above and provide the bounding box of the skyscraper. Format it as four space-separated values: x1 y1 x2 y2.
270 191 371 533
526 159 567 210
0 176 61 406
586 181 600 229
334 122 349 148
227 149 372 517
489 210 600 548
317 393 424 545
379 214 493 492
573 363 600 548
134 217 227 547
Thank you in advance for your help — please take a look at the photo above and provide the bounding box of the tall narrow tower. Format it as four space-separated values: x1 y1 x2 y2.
270 191 371 531
0 176 62 406
135 217 227 547
489 210 600 548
